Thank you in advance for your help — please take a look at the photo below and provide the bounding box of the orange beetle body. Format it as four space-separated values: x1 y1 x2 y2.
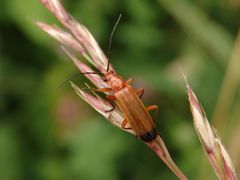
100 71 157 142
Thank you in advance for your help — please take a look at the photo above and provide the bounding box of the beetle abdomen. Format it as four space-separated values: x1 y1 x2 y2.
115 85 157 142
140 128 157 142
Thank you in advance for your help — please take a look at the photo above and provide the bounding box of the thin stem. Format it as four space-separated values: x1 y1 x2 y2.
212 31 240 132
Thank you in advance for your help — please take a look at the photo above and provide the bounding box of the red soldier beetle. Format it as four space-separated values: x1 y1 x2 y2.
95 69 159 142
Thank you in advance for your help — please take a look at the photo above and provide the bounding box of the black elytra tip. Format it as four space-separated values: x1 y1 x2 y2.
140 129 157 142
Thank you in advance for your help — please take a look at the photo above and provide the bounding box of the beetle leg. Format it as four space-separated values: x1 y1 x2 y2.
104 95 116 112
146 105 158 122
83 86 115 112
121 119 132 130
107 95 116 101
136 88 144 99
94 87 113 93
126 78 133 84
105 99 115 113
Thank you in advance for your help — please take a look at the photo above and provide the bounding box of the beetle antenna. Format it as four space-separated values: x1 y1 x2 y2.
107 14 122 72
57 72 103 90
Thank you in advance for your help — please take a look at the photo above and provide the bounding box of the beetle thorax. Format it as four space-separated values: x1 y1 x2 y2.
105 72 125 92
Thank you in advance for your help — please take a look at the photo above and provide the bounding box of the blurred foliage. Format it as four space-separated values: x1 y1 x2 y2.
0 0 240 179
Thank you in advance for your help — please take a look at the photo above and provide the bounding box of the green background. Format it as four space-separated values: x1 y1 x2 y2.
0 0 239 179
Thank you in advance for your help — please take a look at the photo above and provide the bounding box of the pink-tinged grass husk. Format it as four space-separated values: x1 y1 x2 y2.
184 76 237 180
38 0 187 179
147 136 188 180
70 82 134 134
39 0 113 73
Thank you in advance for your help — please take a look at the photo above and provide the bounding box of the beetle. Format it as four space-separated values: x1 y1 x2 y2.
94 68 158 142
